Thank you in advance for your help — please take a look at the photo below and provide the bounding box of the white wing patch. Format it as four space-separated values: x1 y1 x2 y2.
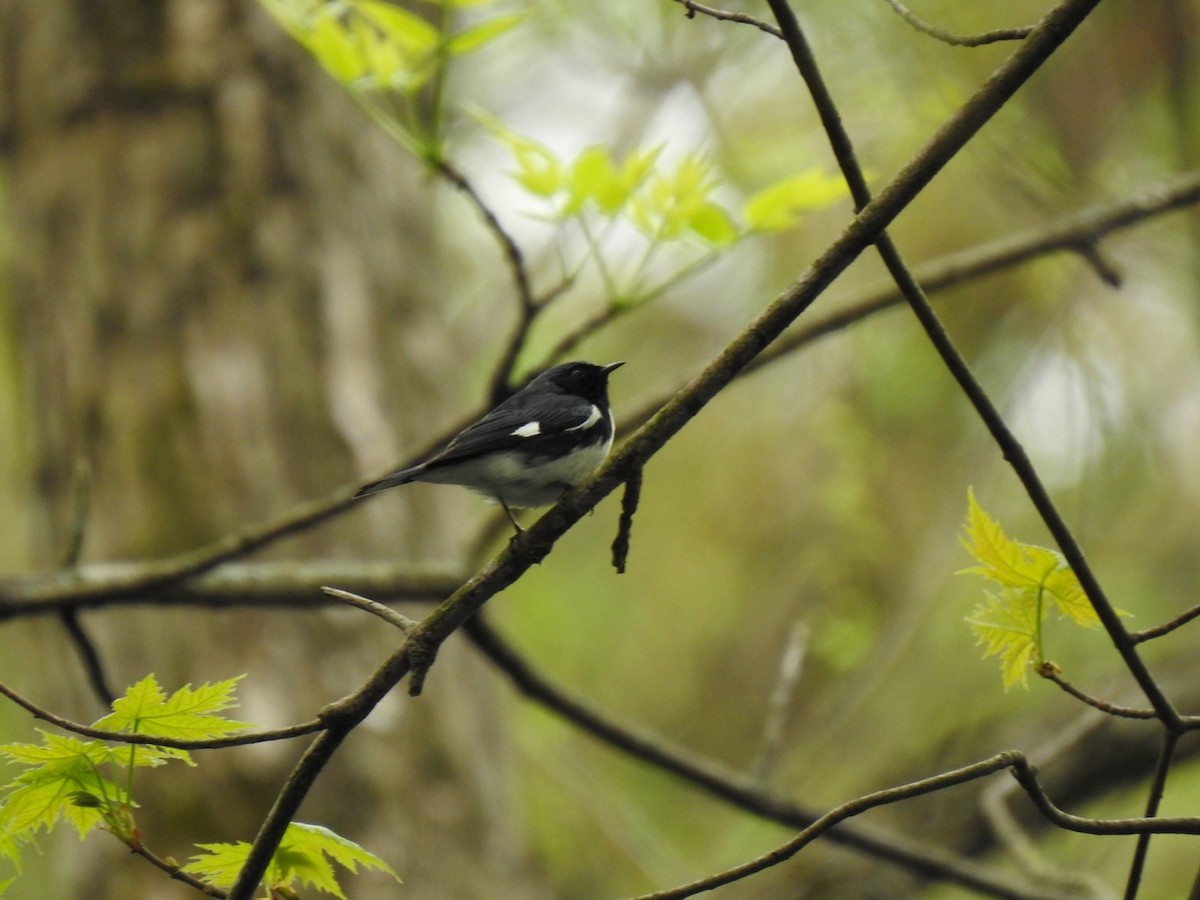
511 421 541 438
567 404 602 432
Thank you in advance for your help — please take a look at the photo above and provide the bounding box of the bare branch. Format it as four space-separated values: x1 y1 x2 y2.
59 610 116 708
671 0 781 37
1038 664 1159 720
1130 601 1200 644
0 561 460 620
1008 755 1200 835
431 159 540 401
1125 732 1182 898
129 843 226 898
55 458 117 707
882 0 1033 47
980 712 1117 898
433 159 534 314
610 469 642 574
320 585 417 632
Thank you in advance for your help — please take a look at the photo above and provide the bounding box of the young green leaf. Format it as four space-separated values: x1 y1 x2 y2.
686 200 739 247
0 674 254 893
965 589 1042 690
185 822 400 898
960 489 1059 590
307 11 372 84
565 146 619 215
92 674 250 745
1042 565 1099 627
631 154 734 242
445 12 525 56
743 168 849 232
0 733 127 842
355 1 440 57
959 489 1108 688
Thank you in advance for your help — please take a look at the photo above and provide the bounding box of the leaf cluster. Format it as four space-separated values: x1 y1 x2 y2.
484 114 849 305
0 676 396 898
959 490 1100 689
185 822 399 900
259 0 523 156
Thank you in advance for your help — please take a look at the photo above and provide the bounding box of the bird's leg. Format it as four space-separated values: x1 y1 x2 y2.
501 501 524 535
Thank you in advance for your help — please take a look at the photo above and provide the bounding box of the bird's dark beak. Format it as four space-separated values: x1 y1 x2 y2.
602 361 625 376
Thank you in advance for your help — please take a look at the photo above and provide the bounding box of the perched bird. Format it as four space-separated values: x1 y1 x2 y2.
355 361 623 531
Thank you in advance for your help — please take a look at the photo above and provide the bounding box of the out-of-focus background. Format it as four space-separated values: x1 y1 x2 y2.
2 0 1200 897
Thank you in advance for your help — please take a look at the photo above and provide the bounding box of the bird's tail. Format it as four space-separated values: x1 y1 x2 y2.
354 467 420 498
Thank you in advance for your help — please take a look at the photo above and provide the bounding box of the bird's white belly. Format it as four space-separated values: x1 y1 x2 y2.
419 433 612 508
486 436 613 507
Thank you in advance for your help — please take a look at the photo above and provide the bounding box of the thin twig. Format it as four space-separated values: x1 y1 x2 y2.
1038 664 1159 720
430 159 538 401
980 711 1116 898
1009 755 1200 835
882 0 1033 47
433 159 533 313
320 586 417 632
610 469 642 574
672 0 781 37
0 681 324 750
60 610 116 707
130 844 226 898
750 620 808 783
1130 601 1200 644
56 458 117 707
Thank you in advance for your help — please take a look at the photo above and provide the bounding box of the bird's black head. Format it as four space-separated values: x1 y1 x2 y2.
537 360 623 403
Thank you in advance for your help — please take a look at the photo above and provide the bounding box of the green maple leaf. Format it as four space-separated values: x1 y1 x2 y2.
959 489 1107 689
0 673 252 888
742 167 849 232
184 822 401 898
93 674 249 748
965 590 1042 690
0 734 127 843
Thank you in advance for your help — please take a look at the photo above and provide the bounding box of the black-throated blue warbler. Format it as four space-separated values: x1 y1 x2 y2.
355 361 623 531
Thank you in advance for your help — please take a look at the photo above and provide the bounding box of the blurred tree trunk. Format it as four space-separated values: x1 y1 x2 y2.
1 0 420 560
0 2 536 897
